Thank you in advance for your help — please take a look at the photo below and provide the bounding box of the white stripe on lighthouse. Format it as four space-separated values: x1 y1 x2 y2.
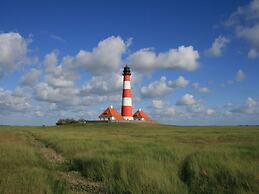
122 97 132 106
123 116 133 120
123 81 131 89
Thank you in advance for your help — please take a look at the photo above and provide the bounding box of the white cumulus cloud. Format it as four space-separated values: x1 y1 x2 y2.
206 36 230 57
44 51 78 88
230 97 258 114
19 68 41 87
226 0 259 58
141 77 171 98
81 73 122 95
206 108 216 115
192 83 209 93
152 100 178 117
152 100 165 109
128 46 199 72
34 82 79 106
0 32 31 78
141 76 189 98
168 76 189 88
0 88 31 113
176 93 197 105
76 36 127 75
237 24 259 48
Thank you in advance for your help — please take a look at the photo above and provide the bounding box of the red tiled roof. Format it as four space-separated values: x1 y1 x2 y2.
133 109 151 121
99 106 124 121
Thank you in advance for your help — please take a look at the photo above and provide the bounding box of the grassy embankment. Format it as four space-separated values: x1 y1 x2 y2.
0 123 259 193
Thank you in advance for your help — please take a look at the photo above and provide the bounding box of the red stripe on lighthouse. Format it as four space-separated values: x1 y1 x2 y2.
122 89 131 97
124 75 131 81
121 106 132 117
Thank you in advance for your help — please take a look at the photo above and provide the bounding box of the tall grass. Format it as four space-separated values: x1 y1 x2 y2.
70 154 188 193
181 151 258 193
1 124 259 193
0 130 69 194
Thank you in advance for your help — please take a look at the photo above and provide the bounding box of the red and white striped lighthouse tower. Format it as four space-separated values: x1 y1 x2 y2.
121 65 133 120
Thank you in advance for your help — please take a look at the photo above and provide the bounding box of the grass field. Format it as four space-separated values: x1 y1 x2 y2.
0 123 259 194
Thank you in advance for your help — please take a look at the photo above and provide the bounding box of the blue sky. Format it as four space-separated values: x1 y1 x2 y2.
0 0 258 125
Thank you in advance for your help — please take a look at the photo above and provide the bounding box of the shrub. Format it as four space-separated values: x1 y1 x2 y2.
56 118 84 125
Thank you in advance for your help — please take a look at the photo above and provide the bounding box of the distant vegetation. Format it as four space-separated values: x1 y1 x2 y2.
0 123 259 193
56 118 110 125
56 118 87 125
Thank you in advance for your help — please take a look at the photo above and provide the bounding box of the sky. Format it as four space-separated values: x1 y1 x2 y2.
0 0 258 125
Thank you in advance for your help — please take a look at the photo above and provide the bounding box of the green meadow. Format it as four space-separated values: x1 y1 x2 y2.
0 123 259 194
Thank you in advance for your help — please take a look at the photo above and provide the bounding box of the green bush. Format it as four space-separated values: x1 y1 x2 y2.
56 118 79 125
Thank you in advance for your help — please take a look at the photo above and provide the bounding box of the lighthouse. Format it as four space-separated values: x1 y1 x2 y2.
121 65 133 120
98 64 152 122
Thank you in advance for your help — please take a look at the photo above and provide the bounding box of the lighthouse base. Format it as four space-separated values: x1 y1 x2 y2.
123 116 134 120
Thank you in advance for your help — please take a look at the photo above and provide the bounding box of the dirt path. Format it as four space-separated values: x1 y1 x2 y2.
26 132 106 194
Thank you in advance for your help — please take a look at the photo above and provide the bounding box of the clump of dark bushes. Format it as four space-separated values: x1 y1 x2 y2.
56 118 87 125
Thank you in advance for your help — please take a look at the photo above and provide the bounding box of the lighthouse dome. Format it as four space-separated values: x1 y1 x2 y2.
123 65 131 75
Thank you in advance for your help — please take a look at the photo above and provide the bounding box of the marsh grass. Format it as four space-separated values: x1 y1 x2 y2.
0 129 69 194
0 123 259 193
181 151 257 194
